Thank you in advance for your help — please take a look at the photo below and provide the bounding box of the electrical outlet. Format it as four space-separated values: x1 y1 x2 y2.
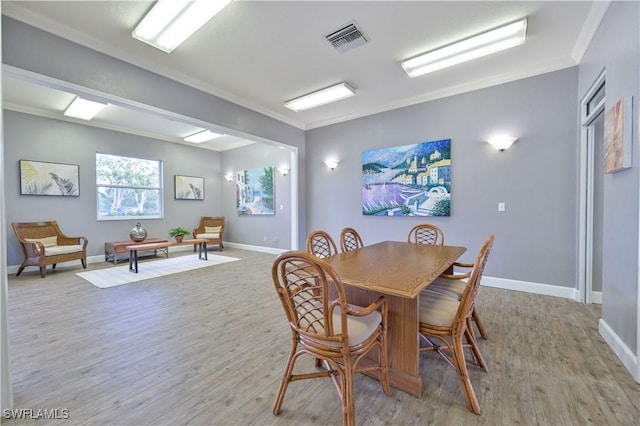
273 236 278 242
263 235 267 241
498 202 506 212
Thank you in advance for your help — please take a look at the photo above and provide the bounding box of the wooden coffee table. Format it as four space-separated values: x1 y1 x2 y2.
105 238 169 264
126 238 208 273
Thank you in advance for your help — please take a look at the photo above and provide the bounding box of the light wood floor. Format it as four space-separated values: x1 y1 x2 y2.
4 248 640 425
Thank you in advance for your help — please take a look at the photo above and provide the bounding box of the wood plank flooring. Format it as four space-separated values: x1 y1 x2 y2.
4 248 640 425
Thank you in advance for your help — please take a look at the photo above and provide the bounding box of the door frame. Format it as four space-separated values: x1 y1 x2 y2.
578 69 606 304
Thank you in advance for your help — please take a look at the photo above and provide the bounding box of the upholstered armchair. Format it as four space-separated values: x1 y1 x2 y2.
12 221 88 278
193 216 225 251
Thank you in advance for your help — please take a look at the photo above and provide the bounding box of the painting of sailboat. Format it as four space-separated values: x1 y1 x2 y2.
362 139 451 216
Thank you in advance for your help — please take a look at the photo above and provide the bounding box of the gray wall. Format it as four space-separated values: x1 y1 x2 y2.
3 110 223 265
221 144 293 250
306 68 579 287
578 1 639 354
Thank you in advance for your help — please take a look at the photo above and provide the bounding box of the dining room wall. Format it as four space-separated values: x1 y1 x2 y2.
305 67 579 291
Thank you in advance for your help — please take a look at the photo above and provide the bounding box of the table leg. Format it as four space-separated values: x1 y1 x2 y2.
342 286 423 397
198 242 208 260
128 249 139 273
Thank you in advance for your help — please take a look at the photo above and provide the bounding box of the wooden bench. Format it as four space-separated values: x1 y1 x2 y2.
105 238 169 264
126 238 209 273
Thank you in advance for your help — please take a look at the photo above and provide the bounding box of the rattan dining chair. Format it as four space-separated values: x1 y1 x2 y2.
339 227 364 252
407 223 445 245
306 230 339 258
418 234 494 414
427 261 490 340
271 251 392 426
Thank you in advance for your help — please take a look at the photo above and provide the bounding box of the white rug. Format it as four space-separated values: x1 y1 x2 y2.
77 254 240 289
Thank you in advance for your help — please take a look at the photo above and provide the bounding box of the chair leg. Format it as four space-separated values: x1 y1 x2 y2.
342 360 355 426
273 341 298 415
464 328 488 371
16 264 26 276
452 334 481 414
81 258 87 269
39 266 46 278
472 309 488 339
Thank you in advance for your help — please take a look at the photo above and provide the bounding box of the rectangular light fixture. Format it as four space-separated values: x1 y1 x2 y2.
133 0 232 53
63 96 107 120
401 18 527 78
284 82 356 112
184 130 223 143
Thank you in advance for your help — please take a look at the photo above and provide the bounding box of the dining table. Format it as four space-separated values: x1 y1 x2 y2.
324 240 466 397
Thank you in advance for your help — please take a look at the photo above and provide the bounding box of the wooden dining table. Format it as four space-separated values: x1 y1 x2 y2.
324 240 466 397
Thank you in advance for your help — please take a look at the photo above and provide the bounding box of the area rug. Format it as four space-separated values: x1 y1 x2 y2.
76 254 240 289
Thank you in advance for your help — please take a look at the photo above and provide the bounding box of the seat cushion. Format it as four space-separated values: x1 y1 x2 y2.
428 277 466 300
204 226 222 234
419 290 460 328
305 307 382 347
45 245 84 255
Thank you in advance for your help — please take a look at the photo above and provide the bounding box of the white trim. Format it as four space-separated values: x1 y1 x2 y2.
599 318 640 383
590 291 602 305
571 0 612 63
481 276 580 301
224 242 286 255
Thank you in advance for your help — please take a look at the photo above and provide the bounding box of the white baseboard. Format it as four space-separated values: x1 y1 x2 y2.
599 318 640 383
481 276 581 301
224 242 286 255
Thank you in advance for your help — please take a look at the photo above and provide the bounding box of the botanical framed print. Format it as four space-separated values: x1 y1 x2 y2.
175 175 204 200
235 166 274 215
19 159 80 196
362 139 451 216
604 96 633 173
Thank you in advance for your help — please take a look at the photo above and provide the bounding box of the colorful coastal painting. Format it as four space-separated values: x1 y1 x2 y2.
362 139 451 216
235 166 274 215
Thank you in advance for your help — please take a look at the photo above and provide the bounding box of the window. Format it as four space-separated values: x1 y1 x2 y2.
96 153 163 220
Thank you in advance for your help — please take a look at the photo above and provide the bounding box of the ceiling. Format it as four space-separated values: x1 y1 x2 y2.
1 1 605 151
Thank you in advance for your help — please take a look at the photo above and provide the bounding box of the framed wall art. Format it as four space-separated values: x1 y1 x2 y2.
604 96 633 174
174 175 204 200
362 139 451 216
19 159 80 196
235 166 274 215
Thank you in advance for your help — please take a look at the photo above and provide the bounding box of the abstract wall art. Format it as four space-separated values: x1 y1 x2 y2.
19 159 80 196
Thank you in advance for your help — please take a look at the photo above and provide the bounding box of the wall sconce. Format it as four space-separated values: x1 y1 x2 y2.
324 160 339 170
224 174 233 182
488 136 518 152
277 166 290 176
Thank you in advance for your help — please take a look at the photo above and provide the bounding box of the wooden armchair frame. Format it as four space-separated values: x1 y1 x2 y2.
419 234 494 414
407 223 445 245
193 216 225 252
272 251 391 425
306 230 338 258
12 221 88 278
339 227 364 253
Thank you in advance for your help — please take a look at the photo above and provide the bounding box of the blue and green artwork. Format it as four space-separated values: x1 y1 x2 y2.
362 139 451 216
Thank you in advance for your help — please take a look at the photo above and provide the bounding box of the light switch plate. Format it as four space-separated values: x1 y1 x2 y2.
498 202 506 212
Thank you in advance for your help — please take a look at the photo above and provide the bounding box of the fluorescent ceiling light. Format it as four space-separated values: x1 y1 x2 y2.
63 96 107 120
402 18 527 78
284 82 356 112
133 0 232 53
184 130 223 143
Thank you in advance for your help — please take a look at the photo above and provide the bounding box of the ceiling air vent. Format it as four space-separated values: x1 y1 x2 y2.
325 21 369 53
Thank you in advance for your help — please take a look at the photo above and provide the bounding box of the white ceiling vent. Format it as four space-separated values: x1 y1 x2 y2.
325 21 369 53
